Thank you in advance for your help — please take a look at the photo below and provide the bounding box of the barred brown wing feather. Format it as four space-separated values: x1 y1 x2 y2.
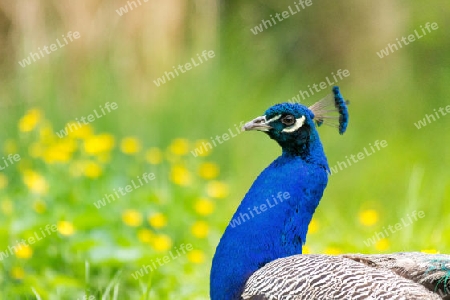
242 254 443 300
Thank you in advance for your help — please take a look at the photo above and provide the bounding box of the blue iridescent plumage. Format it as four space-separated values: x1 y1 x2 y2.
333 86 349 134
210 86 348 300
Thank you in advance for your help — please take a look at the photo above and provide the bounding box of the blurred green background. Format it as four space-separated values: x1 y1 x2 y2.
0 0 449 299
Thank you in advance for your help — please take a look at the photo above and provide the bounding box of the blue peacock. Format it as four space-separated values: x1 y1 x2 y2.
210 86 450 300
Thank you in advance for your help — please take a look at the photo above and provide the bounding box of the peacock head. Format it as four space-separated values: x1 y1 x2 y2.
242 86 349 156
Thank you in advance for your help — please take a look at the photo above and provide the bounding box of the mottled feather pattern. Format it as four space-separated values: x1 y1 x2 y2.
344 253 450 298
242 254 444 300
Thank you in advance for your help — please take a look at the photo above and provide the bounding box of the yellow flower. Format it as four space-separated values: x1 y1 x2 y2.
358 209 379 227
194 198 214 216
42 140 75 163
22 170 49 195
206 181 229 198
198 162 219 180
151 234 172 252
68 123 93 139
324 247 341 255
169 139 189 156
0 173 8 189
302 245 311 254
421 248 439 254
58 136 76 150
145 147 163 164
58 221 75 236
42 147 71 164
83 161 102 178
193 140 211 157
3 139 18 153
84 134 115 155
137 229 153 243
14 244 33 259
19 109 41 132
11 266 25 280
170 165 192 186
120 137 141 154
187 249 205 264
375 238 390 251
0 198 13 215
32 200 46 214
122 209 143 227
191 221 209 238
148 213 167 229
308 218 319 234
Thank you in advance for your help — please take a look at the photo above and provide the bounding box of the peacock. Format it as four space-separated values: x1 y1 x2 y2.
210 86 450 300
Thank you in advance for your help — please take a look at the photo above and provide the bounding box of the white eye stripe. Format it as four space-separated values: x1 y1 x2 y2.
265 114 281 124
282 116 306 133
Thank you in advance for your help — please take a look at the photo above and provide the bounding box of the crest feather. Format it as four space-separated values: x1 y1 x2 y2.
308 86 349 134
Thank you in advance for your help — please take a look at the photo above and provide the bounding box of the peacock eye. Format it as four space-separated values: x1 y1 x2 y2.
281 115 296 126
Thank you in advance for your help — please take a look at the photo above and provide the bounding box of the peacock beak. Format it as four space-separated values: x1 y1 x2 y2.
242 116 272 132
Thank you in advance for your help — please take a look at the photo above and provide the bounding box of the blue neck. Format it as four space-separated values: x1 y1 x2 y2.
210 137 329 300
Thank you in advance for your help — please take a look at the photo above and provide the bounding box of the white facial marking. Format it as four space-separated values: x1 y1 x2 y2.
265 114 282 124
282 116 306 133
